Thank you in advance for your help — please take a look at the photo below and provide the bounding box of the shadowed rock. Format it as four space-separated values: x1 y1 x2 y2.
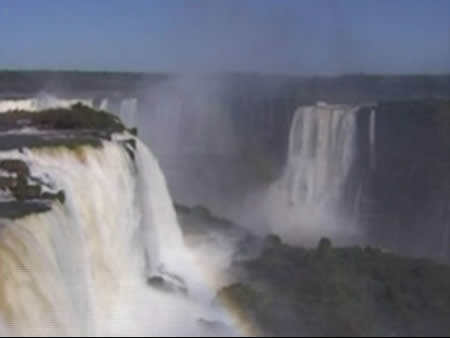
147 275 188 295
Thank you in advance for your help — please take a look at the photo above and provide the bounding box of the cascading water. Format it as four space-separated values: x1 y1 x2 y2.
256 102 359 245
99 98 109 112
0 119 236 336
286 102 357 208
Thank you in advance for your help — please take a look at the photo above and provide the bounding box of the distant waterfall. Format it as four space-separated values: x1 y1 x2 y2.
286 102 357 209
99 98 109 111
257 102 359 245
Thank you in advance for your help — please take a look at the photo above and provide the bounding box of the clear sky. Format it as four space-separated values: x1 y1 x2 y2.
1 0 449 74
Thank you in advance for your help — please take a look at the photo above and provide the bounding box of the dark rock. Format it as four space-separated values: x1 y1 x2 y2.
11 183 41 201
41 191 65 204
0 159 30 177
126 139 136 150
129 127 138 136
121 140 136 160
173 203 191 214
0 176 17 188
0 102 130 220
147 276 188 295
0 104 125 136
0 201 52 219
263 234 282 249
318 237 332 253
148 276 165 289
192 205 212 218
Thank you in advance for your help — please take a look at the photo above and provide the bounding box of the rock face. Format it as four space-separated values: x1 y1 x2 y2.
0 103 134 219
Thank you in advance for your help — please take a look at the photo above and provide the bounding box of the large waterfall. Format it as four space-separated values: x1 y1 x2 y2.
0 101 236 336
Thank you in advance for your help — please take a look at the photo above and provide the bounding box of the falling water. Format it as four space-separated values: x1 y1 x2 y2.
256 102 359 245
0 132 235 336
286 102 357 209
99 98 110 111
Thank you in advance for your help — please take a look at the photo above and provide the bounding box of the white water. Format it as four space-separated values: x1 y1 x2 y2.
286 102 357 208
0 136 235 336
254 102 359 245
0 95 94 113
99 98 109 111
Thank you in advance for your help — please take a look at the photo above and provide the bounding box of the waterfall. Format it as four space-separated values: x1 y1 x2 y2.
134 138 185 275
286 102 357 209
258 102 359 245
99 98 109 112
0 130 232 336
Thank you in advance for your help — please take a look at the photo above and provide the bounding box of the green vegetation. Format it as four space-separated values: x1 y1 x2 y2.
219 236 450 336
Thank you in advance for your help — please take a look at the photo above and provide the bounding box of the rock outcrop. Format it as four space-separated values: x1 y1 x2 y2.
0 103 134 219
219 237 450 337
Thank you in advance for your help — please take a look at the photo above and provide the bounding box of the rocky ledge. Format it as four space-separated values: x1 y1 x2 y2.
218 235 450 337
0 103 134 219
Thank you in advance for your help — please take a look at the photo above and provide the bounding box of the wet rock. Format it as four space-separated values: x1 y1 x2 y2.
147 276 188 295
0 201 52 219
121 139 136 160
0 176 17 188
0 105 129 220
264 234 282 250
11 183 42 201
0 159 30 177
129 127 138 136
41 191 65 204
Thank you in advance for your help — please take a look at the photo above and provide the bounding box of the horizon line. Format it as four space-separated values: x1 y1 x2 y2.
1 69 450 78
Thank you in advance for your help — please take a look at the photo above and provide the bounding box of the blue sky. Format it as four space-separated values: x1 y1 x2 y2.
0 0 449 74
